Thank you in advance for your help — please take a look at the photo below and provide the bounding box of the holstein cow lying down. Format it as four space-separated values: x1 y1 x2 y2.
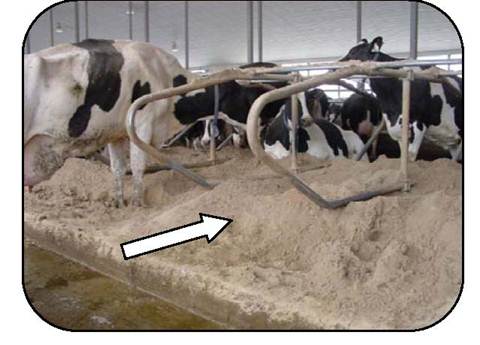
340 93 383 160
171 73 289 152
340 37 463 161
264 90 365 160
24 39 206 207
183 62 288 149
172 119 229 150
340 93 382 141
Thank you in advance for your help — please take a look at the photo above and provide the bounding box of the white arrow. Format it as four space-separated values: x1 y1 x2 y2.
120 213 233 260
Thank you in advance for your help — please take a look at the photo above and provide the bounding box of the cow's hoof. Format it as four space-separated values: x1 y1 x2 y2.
131 197 145 208
114 199 127 208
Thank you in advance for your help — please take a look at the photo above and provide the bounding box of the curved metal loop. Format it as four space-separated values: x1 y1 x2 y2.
125 68 266 189
125 61 456 204
245 65 407 209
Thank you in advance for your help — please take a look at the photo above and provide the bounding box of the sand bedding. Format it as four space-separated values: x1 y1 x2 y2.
24 147 462 329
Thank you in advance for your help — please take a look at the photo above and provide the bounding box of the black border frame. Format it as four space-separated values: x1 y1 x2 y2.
21 0 465 332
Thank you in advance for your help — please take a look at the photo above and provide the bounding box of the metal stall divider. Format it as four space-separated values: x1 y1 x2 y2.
126 61 459 208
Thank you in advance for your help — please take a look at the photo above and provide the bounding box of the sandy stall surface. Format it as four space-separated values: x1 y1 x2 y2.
24 147 462 329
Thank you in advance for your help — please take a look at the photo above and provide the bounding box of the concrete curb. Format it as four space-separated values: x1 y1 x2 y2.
24 216 323 330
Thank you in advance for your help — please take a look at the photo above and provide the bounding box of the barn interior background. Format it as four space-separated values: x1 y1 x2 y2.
23 1 463 330
25 0 461 99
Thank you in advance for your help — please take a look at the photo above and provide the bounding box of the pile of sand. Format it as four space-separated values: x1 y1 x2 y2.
24 147 462 329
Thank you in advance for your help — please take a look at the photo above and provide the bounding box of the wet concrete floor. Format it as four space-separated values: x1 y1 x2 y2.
23 241 222 330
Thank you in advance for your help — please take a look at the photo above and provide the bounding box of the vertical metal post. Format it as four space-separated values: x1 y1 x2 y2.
356 1 362 43
290 73 300 173
409 1 418 59
404 2 417 187
400 70 413 192
247 1 254 64
257 1 263 62
145 1 150 42
84 1 89 39
209 121 217 162
210 85 220 163
128 1 133 40
185 1 190 69
74 1 80 42
49 9 54 46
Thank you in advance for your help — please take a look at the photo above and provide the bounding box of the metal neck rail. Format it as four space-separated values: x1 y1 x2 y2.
245 62 457 209
126 68 273 189
126 61 459 207
194 59 462 77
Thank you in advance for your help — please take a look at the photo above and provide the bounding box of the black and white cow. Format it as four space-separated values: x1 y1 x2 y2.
175 119 229 150
24 39 197 206
179 117 239 150
340 93 382 141
326 102 342 125
339 37 463 161
23 41 288 207
263 90 365 160
188 62 289 148
339 93 383 160
171 74 288 146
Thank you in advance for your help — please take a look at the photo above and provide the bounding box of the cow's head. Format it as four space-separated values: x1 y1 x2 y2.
24 134 65 189
23 54 83 190
339 36 383 62
200 119 218 147
327 103 342 124
304 88 329 123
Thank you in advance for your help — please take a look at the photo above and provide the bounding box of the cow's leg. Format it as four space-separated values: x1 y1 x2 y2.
449 141 462 162
130 122 153 207
408 121 426 161
108 141 127 208
233 128 246 148
384 113 402 142
371 135 379 160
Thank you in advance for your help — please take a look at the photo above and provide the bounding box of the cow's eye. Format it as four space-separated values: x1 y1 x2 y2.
71 83 83 95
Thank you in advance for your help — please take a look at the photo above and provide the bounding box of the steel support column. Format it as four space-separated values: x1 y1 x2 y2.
400 70 413 191
128 1 133 40
84 1 89 38
410 1 418 59
74 1 80 42
145 1 150 42
257 1 263 62
247 1 254 64
356 1 362 42
49 10 54 46
185 1 190 69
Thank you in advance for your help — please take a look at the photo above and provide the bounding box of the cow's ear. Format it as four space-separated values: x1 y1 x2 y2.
358 38 368 45
370 36 383 52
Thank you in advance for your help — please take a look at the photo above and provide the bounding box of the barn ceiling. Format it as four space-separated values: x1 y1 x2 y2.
26 1 461 68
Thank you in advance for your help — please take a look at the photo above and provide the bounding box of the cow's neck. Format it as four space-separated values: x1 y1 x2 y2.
368 53 404 114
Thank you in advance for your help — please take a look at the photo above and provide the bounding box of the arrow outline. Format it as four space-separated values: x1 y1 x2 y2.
120 213 233 260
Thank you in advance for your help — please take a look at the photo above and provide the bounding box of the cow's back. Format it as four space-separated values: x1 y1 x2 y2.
24 40 187 155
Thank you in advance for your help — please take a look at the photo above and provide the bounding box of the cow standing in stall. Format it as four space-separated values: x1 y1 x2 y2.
24 39 217 207
339 37 463 161
24 40 291 207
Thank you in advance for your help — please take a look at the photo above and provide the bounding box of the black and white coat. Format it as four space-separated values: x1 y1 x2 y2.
340 37 463 161
263 92 365 160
